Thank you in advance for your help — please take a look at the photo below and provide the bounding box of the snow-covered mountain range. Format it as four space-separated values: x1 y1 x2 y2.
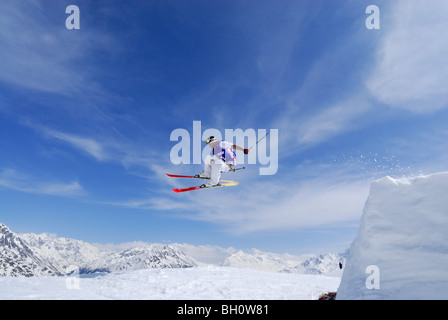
81 244 198 274
1 223 198 277
20 232 105 275
222 249 346 275
1 222 345 277
0 224 62 277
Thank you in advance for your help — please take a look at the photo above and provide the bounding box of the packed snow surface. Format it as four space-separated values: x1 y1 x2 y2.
0 266 340 300
337 172 448 299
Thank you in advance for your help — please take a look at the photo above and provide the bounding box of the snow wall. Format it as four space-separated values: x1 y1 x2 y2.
337 172 448 299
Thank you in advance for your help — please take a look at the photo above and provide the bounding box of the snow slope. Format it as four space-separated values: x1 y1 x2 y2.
0 266 340 300
337 172 448 299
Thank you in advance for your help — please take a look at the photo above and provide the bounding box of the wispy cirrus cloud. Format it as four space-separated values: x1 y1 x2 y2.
40 127 107 162
366 0 448 113
275 0 448 155
0 168 85 197
0 0 114 96
123 166 370 235
289 95 372 147
31 123 162 180
186 172 370 234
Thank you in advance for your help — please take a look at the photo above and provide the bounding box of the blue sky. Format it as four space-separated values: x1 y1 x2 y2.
1 0 447 255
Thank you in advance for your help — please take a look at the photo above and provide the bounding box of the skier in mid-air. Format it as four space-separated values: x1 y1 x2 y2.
197 136 248 187
166 131 269 193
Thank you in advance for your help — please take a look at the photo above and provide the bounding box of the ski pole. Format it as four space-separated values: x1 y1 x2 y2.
229 165 245 172
248 130 270 151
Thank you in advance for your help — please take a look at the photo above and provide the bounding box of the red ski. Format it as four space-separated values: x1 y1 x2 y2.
172 180 239 193
165 173 209 180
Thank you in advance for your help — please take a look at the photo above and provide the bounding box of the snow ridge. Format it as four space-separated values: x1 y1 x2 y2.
0 223 197 277
337 172 448 299
0 224 62 277
82 244 198 273
20 232 105 274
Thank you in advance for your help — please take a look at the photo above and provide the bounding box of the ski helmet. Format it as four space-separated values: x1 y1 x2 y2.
206 136 217 144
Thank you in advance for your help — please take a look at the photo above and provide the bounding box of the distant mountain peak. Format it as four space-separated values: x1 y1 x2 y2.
0 223 62 277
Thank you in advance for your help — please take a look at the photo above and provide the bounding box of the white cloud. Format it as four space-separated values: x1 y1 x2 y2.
106 195 187 211
0 0 113 95
295 96 371 145
272 26 375 152
201 176 369 234
0 168 85 197
366 0 448 113
148 168 370 235
274 0 448 156
30 124 160 175
41 128 107 162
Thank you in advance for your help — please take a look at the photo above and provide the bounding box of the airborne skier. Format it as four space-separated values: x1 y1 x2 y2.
167 132 270 193
197 136 249 187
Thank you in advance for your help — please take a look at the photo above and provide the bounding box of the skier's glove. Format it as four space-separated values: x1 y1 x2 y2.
244 149 249 154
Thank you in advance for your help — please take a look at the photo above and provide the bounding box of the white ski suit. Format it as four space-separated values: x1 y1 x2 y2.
201 141 237 186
